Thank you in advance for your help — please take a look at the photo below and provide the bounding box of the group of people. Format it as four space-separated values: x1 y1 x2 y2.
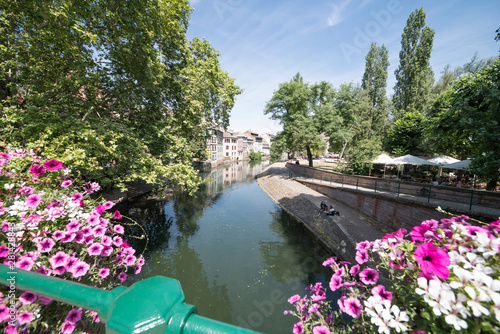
320 201 340 216
432 177 462 187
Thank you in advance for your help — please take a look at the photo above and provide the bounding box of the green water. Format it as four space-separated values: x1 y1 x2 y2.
120 161 334 333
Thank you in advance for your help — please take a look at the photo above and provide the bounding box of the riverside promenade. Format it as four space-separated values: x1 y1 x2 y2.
256 162 389 263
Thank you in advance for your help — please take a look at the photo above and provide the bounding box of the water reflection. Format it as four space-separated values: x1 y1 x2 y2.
260 211 332 285
118 160 334 333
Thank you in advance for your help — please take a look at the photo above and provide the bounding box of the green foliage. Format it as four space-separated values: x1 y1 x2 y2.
347 139 382 175
427 58 500 189
248 149 262 161
0 0 242 194
384 110 429 156
393 8 435 118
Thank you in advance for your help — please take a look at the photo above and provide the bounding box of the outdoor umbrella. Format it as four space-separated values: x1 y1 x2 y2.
442 158 472 170
390 155 438 179
428 155 460 176
391 154 438 166
428 155 460 165
370 154 396 178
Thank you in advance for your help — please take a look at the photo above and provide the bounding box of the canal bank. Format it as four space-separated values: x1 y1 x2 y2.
256 162 388 263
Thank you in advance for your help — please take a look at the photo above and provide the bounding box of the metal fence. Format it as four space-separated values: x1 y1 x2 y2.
293 170 498 212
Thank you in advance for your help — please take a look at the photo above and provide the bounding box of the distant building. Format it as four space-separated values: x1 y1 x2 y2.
223 131 238 160
206 127 224 165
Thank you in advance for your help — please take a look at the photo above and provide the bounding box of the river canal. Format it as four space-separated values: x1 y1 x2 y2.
118 160 334 333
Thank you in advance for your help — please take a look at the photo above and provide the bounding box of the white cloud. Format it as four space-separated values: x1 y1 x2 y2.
327 0 352 26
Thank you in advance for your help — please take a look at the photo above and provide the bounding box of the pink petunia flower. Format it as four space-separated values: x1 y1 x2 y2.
112 236 123 247
103 201 114 210
65 256 80 271
61 180 72 188
329 275 343 292
134 265 142 274
37 238 56 252
80 226 92 236
355 249 369 264
342 297 363 318
87 243 104 256
124 255 136 266
74 232 85 244
371 285 393 301
87 214 100 226
0 304 10 322
25 194 42 208
118 272 128 283
414 242 450 280
61 232 76 243
84 235 95 244
18 311 34 325
34 265 52 276
101 235 112 246
313 325 331 334
100 245 113 257
359 268 379 285
61 321 75 334
93 226 106 237
66 220 80 233
19 292 37 305
349 264 360 276
93 205 105 215
98 267 110 278
43 159 63 171
49 252 70 268
51 230 65 240
70 261 90 278
113 210 122 220
113 224 124 234
71 192 83 203
0 245 9 258
53 265 67 276
30 163 46 176
65 308 82 324
293 323 304 334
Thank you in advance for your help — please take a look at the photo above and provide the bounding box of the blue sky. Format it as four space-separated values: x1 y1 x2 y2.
186 0 500 134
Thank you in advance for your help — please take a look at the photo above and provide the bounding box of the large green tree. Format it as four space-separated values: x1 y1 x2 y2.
326 83 371 162
361 42 390 139
0 0 241 192
264 73 327 167
428 58 500 190
393 8 435 119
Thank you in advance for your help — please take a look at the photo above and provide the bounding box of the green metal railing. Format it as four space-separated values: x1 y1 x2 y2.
0 265 261 334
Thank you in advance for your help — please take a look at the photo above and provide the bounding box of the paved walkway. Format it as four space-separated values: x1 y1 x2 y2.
256 162 389 263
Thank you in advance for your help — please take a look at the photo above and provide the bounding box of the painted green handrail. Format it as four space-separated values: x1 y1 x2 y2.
0 265 262 334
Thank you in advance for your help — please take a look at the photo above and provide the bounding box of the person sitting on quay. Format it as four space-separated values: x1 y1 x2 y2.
326 205 340 217
320 201 328 211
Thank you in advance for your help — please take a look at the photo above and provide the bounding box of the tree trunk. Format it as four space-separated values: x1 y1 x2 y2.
486 179 498 191
339 140 349 164
306 145 313 167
